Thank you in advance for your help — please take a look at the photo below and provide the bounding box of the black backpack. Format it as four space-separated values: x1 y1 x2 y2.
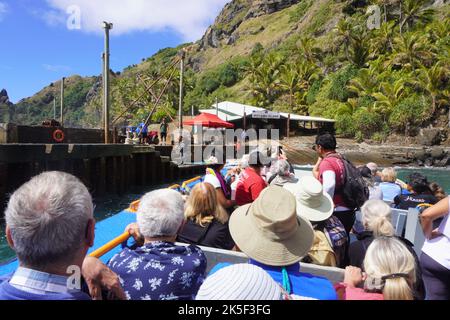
327 154 369 210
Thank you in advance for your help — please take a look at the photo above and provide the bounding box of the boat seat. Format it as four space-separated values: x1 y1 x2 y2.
176 243 345 284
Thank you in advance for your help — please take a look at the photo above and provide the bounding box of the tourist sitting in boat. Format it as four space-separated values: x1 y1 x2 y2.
177 182 234 250
394 173 438 210
0 171 126 300
204 156 235 210
348 200 425 299
284 176 347 268
336 237 418 300
228 154 249 201
269 159 298 186
196 264 290 300
430 182 447 201
107 189 207 300
419 196 450 300
234 151 268 206
359 166 383 200
210 186 337 300
379 167 402 203
366 162 382 183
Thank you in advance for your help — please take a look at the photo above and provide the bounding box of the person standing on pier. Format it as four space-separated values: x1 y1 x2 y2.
160 117 168 145
137 119 148 145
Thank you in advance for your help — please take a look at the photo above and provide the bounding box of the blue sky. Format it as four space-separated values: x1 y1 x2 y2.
0 0 229 103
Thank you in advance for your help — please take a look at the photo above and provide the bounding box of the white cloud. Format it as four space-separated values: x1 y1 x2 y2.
0 2 8 22
43 64 72 72
45 0 230 41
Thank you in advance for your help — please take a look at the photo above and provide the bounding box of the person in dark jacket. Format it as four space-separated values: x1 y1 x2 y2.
177 182 234 250
348 200 425 300
394 173 437 210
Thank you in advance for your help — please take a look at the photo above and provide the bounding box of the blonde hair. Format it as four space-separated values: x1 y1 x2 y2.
381 167 397 183
361 200 395 237
363 237 416 300
185 182 228 227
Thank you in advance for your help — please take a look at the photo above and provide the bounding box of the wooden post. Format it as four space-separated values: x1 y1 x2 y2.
287 113 291 140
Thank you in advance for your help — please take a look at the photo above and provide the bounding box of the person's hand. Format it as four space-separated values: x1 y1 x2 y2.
125 223 144 245
343 266 363 288
82 256 127 300
430 228 442 240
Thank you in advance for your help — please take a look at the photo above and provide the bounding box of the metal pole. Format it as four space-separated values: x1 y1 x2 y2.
60 77 65 126
191 105 194 117
103 21 113 144
216 97 219 116
178 50 185 131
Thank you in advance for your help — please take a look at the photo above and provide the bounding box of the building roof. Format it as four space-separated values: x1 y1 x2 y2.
200 101 335 123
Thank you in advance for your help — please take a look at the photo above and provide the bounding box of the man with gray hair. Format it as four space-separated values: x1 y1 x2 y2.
0 171 125 300
269 159 299 186
107 189 207 300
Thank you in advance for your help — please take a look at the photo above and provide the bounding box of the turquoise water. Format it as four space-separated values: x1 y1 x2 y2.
1 167 449 265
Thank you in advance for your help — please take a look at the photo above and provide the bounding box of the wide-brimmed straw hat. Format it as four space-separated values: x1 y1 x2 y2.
229 186 314 266
283 176 333 223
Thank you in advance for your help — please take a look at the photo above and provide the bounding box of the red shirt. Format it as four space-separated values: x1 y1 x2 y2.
235 167 267 206
318 154 346 208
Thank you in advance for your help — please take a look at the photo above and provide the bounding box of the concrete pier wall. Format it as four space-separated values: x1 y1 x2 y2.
0 144 209 215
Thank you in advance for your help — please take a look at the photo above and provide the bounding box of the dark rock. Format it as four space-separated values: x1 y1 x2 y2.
424 157 435 167
430 147 446 160
418 128 443 146
246 0 300 19
413 150 429 162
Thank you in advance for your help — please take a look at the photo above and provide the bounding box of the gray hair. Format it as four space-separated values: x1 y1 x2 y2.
239 154 250 169
5 171 94 268
271 159 291 177
137 189 185 238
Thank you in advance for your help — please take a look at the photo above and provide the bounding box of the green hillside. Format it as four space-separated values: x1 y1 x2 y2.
8 0 450 141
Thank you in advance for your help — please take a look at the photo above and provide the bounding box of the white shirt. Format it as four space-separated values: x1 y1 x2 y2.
204 174 221 190
422 197 450 269
322 170 349 211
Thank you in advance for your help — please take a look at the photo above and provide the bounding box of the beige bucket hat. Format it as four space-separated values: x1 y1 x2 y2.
229 186 314 266
283 176 334 223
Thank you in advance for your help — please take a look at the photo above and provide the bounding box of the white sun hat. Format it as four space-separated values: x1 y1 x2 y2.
283 176 334 222
195 264 285 300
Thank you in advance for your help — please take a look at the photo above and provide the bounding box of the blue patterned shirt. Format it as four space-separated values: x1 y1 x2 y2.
107 241 206 300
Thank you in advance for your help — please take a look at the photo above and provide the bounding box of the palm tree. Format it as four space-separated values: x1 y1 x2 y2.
335 19 353 61
390 32 435 70
398 0 435 33
348 67 380 98
413 62 449 115
370 20 396 56
349 32 370 68
279 64 300 109
372 78 406 119
297 36 323 64
245 53 284 107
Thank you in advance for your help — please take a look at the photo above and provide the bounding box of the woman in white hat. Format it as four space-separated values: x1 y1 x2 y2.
196 264 290 300
209 186 337 300
284 176 348 268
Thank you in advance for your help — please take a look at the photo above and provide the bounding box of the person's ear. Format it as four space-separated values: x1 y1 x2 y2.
85 219 96 247
5 226 15 250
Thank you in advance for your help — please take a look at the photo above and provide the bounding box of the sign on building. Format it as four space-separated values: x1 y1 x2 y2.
251 110 280 119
